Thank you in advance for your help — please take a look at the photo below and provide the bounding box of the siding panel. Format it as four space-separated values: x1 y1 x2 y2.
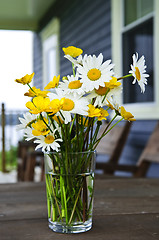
59 0 111 76
33 33 43 89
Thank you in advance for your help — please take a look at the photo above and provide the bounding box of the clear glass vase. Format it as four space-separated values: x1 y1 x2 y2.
44 151 96 234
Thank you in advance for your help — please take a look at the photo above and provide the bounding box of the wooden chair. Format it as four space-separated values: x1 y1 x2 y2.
96 121 133 174
96 121 159 177
17 140 44 181
134 121 159 177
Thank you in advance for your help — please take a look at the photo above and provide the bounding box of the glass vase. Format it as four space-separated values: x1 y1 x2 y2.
44 150 96 234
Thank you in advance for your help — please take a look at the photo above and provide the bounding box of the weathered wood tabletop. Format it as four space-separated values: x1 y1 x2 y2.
0 178 159 240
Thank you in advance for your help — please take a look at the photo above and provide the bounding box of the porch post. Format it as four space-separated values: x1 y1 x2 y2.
1 103 6 172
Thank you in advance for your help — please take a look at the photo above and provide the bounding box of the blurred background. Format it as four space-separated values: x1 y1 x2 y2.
0 0 159 182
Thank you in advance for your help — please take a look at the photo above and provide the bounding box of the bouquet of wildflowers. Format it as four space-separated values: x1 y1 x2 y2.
16 47 148 153
16 46 149 231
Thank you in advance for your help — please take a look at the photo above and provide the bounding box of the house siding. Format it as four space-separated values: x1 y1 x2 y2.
33 32 43 89
33 0 111 85
59 0 111 76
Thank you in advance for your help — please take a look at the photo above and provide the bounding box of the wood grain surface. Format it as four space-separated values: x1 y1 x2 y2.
0 178 159 240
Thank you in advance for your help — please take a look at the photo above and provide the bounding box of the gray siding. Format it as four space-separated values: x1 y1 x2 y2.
33 0 111 87
59 0 111 76
33 32 43 89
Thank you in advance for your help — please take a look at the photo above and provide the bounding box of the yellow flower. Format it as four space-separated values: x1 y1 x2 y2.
95 85 109 96
105 77 121 89
44 75 60 90
15 72 34 85
24 86 49 97
88 104 101 118
120 106 136 121
62 46 83 58
94 77 121 96
32 118 50 136
46 99 62 115
98 108 109 121
26 96 50 114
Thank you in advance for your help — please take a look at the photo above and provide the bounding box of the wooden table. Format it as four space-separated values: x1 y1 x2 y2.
0 178 159 240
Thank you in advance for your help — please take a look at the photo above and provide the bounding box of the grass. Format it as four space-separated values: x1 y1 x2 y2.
0 146 18 171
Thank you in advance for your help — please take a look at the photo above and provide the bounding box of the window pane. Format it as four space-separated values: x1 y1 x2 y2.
124 0 137 25
47 48 56 83
140 0 154 18
124 0 154 26
122 18 154 103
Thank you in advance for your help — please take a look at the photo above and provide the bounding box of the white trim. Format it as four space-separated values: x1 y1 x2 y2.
111 0 159 119
40 17 60 89
122 12 154 33
43 35 58 87
111 0 123 105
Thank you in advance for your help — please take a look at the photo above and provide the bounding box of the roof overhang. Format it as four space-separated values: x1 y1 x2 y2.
0 0 56 31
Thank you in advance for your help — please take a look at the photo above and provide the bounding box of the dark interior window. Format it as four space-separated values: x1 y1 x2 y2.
122 18 154 103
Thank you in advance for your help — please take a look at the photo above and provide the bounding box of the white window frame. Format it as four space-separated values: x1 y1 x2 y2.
40 17 60 89
111 0 159 119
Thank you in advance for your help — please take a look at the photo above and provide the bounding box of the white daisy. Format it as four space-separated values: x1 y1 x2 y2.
64 54 87 68
77 53 114 92
24 127 35 141
58 74 85 97
48 89 89 124
34 131 63 152
16 112 38 130
129 52 149 93
106 95 120 112
87 85 122 107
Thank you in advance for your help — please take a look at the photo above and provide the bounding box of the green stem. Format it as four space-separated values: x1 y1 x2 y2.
69 114 76 135
93 117 124 150
89 121 102 150
76 114 80 151
27 83 36 93
40 113 53 133
117 74 132 81
68 182 83 224
96 113 118 142
63 185 68 224
102 89 110 103
83 118 94 151
83 176 88 222
72 63 75 77
50 174 63 221
60 175 65 218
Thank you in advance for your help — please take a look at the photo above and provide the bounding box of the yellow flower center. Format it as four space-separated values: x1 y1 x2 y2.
135 67 141 81
61 98 75 111
87 68 101 81
44 135 55 144
95 86 108 96
68 80 82 89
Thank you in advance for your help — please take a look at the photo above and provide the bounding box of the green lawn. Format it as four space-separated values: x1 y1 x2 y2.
0 146 17 171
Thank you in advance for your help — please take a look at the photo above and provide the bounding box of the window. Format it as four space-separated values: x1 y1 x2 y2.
124 0 153 25
122 0 154 104
41 18 60 89
43 35 58 85
112 0 159 119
